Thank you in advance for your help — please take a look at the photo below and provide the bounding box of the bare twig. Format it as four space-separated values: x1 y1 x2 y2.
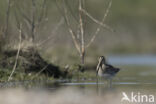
86 0 112 48
18 8 32 25
4 0 11 39
81 8 113 32
64 0 79 23
79 0 85 65
63 0 81 54
17 0 36 43
56 0 113 67
38 0 47 23
31 0 36 43
38 17 64 46
8 24 22 81
31 65 49 79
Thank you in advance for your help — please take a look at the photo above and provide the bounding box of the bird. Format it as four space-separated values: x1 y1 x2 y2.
96 56 120 86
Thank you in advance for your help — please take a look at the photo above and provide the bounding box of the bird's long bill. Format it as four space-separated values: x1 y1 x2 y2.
96 58 102 76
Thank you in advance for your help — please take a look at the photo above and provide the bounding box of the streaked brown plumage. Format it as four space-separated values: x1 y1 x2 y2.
96 56 120 81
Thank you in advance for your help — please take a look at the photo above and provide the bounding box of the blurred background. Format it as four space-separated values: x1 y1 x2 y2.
0 0 156 78
0 0 156 66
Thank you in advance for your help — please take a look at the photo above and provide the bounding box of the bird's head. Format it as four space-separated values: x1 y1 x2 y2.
98 56 106 64
96 56 106 74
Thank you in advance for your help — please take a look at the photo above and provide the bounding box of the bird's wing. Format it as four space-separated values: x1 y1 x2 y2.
105 64 120 74
105 64 114 69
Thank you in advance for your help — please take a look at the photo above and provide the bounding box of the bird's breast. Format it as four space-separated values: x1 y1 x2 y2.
98 68 104 77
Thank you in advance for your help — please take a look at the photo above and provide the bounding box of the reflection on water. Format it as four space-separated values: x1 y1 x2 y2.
1 79 156 92
0 79 156 104
0 78 156 104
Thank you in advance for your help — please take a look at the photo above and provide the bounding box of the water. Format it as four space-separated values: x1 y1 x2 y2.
0 55 156 104
0 78 156 104
108 54 156 66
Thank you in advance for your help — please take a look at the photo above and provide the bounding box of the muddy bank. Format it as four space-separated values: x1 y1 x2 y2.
0 47 62 78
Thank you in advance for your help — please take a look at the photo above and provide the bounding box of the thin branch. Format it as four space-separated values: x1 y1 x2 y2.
38 0 47 23
31 0 36 42
64 0 79 24
79 0 85 64
16 3 32 26
18 9 32 30
8 24 22 81
63 0 81 54
14 10 26 40
31 65 49 79
38 17 64 46
56 0 81 54
86 0 112 48
14 10 20 30
79 0 85 52
4 0 11 39
81 8 113 32
55 0 66 19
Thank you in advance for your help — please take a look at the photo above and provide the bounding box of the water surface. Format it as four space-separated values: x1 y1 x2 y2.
0 55 156 103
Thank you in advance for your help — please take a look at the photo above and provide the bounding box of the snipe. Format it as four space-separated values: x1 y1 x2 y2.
96 56 120 86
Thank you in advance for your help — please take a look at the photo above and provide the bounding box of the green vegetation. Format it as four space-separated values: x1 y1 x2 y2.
0 68 54 82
